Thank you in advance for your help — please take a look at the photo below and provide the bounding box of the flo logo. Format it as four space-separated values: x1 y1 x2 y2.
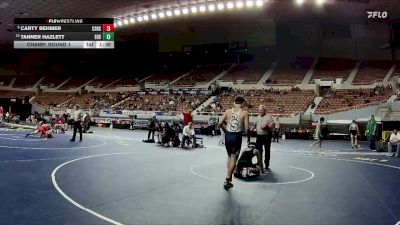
367 11 388 19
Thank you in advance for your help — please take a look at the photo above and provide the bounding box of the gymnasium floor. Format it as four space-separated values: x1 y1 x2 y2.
1 125 400 225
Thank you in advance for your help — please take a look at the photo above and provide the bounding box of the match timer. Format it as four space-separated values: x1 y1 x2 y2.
14 18 115 49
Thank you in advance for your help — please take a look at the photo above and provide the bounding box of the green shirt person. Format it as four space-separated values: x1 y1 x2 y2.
366 115 376 137
366 115 377 151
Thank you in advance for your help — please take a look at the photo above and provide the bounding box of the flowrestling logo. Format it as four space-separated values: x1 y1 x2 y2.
367 11 388 19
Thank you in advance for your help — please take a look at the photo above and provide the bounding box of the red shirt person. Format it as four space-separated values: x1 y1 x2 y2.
182 110 192 126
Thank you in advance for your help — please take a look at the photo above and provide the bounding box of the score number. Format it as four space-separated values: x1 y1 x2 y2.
102 24 114 41
103 24 114 32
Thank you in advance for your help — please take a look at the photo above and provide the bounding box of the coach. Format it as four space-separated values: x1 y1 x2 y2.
253 105 275 170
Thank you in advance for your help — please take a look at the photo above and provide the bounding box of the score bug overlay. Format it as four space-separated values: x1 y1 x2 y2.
14 18 115 49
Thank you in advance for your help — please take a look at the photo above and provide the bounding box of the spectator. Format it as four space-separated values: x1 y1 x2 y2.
0 106 3 122
181 122 196 148
387 129 400 157
208 117 215 136
366 115 377 151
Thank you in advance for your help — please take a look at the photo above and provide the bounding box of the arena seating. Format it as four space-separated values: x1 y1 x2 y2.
90 77 122 88
118 93 208 112
12 76 42 88
315 86 392 115
205 89 315 116
59 77 95 89
390 62 400 79
0 90 35 98
175 64 229 86
64 92 131 109
105 77 141 89
145 73 182 85
266 57 313 85
33 92 74 108
0 76 16 87
352 60 392 85
40 76 69 88
310 58 356 83
221 62 269 84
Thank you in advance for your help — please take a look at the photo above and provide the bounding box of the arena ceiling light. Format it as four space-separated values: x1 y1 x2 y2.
295 0 305 5
208 4 216 11
246 0 254 7
191 6 198 13
315 0 325 5
227 2 234 9
199 5 206 12
115 1 267 28
217 3 225 10
174 8 181 16
236 1 244 8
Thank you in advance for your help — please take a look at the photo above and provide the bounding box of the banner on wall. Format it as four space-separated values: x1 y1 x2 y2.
50 108 92 116
132 119 150 128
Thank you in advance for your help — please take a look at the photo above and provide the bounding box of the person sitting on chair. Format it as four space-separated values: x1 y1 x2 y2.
387 129 400 157
181 122 196 148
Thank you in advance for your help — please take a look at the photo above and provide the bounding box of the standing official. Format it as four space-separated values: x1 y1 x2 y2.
253 105 275 171
70 105 83 142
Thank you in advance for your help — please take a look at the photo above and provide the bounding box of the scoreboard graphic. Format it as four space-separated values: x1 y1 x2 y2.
14 18 115 49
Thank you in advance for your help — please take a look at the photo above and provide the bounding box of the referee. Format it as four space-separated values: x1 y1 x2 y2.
70 104 83 142
253 105 275 170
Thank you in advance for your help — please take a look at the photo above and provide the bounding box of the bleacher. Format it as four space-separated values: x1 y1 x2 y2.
12 76 42 88
119 93 208 112
33 92 74 108
207 89 315 116
175 64 229 86
393 63 400 77
0 90 35 98
0 75 16 87
64 92 130 109
145 73 182 85
105 77 141 89
310 58 356 83
40 76 69 88
315 87 392 115
59 77 94 90
221 62 269 84
266 57 313 85
90 77 121 88
352 60 392 85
